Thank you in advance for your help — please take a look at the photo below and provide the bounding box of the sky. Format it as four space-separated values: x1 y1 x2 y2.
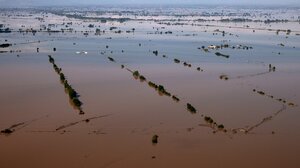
0 0 299 7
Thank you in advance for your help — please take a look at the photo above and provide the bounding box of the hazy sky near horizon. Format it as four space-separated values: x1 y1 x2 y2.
0 0 299 7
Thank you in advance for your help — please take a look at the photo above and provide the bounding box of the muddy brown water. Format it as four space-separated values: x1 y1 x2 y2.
1 9 300 168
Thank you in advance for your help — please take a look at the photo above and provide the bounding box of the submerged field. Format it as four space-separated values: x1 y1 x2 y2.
0 6 300 168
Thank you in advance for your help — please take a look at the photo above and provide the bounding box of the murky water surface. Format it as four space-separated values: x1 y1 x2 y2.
0 6 300 168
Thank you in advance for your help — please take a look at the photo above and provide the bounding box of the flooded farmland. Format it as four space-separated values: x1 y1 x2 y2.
1 4 300 168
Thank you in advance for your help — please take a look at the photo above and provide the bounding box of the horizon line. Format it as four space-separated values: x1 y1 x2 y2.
1 3 300 8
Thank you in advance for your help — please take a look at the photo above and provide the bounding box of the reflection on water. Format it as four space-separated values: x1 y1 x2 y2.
0 6 300 168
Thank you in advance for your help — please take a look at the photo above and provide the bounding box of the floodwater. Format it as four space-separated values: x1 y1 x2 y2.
0 6 300 168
